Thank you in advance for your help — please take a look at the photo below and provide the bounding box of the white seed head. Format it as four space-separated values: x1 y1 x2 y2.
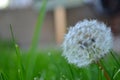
62 19 113 67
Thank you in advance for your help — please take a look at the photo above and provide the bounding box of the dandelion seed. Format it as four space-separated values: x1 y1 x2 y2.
62 19 113 67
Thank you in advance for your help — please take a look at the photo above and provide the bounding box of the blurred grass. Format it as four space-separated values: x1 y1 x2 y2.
26 0 47 79
0 40 120 80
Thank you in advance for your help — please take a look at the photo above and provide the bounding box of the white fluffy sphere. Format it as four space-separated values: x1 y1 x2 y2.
62 19 113 67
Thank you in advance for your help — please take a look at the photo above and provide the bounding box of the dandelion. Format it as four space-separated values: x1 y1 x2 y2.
62 19 113 68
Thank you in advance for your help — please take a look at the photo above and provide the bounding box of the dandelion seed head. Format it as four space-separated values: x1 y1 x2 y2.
62 19 113 67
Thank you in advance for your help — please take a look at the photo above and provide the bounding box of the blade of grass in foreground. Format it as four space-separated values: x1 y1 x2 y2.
113 69 120 79
0 71 8 80
26 0 47 80
29 0 47 52
110 50 120 67
10 25 24 80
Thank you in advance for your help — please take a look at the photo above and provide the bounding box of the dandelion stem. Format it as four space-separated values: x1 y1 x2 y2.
96 62 111 80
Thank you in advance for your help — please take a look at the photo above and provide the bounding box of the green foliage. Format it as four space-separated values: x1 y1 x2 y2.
0 47 120 80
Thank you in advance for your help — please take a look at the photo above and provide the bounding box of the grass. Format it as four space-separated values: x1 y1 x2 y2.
0 43 120 80
0 0 120 80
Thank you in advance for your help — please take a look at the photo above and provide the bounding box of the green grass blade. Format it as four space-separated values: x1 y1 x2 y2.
67 64 75 80
97 65 101 80
111 67 117 79
29 0 47 52
15 44 25 80
0 71 8 80
26 0 47 80
110 50 120 67
10 24 16 44
113 69 120 79
10 25 24 80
